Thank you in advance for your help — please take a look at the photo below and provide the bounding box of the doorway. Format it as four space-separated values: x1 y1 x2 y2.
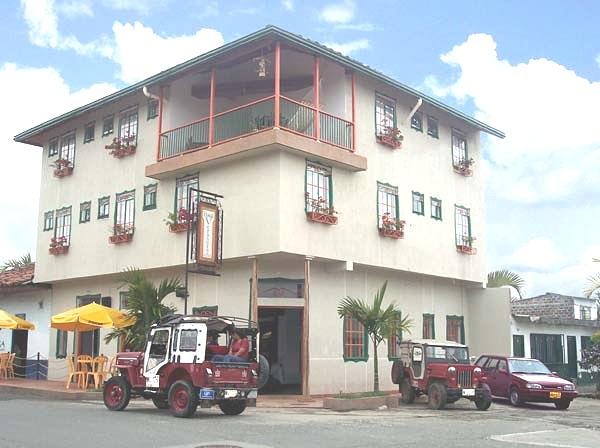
11 329 28 378
258 307 302 394
566 336 577 380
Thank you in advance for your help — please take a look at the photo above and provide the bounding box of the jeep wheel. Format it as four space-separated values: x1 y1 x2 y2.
219 400 247 416
427 383 447 410
509 386 522 407
168 380 198 418
554 399 571 410
400 379 415 404
152 396 169 409
475 384 492 411
257 354 270 390
103 376 131 411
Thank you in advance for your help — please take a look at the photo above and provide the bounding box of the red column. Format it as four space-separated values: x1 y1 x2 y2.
274 41 281 128
208 68 216 146
156 85 164 161
351 72 356 151
314 56 320 140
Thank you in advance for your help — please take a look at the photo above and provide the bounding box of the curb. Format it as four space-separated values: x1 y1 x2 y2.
323 394 399 412
0 384 102 401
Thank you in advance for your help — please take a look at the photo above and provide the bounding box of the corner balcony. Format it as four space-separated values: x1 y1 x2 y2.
146 42 366 179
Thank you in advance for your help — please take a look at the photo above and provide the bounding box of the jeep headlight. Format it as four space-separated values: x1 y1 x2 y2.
526 383 542 389
473 367 482 375
563 384 575 391
447 366 456 375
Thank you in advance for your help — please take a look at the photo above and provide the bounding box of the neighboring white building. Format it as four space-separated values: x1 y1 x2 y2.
511 292 600 383
14 26 509 394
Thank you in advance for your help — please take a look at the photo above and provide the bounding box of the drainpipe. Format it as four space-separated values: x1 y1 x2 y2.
405 97 423 124
142 86 160 101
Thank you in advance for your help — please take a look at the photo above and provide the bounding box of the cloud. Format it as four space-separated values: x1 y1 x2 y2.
110 21 224 83
56 0 93 18
319 0 355 24
102 0 169 14
324 38 369 55
334 23 376 32
197 1 219 18
505 238 562 272
282 0 294 11
228 7 258 15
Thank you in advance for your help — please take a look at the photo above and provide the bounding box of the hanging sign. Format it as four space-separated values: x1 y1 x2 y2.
197 202 220 266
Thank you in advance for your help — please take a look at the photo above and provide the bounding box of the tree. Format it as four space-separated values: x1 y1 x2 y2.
580 331 600 392
105 268 181 351
1 253 32 272
583 258 600 299
487 269 525 300
337 281 412 392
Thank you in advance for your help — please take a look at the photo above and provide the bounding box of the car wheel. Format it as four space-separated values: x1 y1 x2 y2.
509 386 522 407
554 399 571 410
168 380 198 418
400 379 415 404
428 382 447 410
257 354 270 390
152 396 169 409
103 376 131 411
475 384 492 411
219 400 247 416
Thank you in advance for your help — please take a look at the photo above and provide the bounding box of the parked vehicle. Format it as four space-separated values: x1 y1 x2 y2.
391 339 492 410
103 315 267 418
474 355 578 410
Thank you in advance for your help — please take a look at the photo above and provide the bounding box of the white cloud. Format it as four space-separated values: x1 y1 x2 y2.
505 238 562 272
324 38 369 56
102 0 169 14
319 0 355 24
110 21 223 84
197 1 219 18
282 0 294 11
56 0 93 18
335 23 376 32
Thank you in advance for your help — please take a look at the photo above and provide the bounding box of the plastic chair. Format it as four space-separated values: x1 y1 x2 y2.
6 353 16 379
0 353 8 380
85 356 108 389
66 355 85 389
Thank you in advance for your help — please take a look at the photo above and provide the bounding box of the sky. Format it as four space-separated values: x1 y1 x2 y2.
1 0 599 297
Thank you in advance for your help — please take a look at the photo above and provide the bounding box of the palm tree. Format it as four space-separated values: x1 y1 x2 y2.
487 269 525 300
1 253 32 272
337 281 412 392
584 258 600 299
105 268 181 351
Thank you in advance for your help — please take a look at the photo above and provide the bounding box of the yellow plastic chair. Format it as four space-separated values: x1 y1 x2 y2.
0 353 8 380
7 353 16 379
65 355 85 389
85 356 108 389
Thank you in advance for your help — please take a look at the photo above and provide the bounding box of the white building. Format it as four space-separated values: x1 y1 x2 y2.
14 26 509 394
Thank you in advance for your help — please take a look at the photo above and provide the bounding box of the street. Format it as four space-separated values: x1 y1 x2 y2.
1 391 600 448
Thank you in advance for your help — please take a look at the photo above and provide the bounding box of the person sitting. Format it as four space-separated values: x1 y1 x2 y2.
211 328 249 363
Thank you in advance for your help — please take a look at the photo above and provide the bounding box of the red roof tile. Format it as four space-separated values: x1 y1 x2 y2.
0 263 35 287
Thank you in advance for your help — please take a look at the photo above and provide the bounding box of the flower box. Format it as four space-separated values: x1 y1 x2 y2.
105 137 137 159
49 237 69 255
379 228 404 239
53 166 74 178
456 245 477 255
49 245 69 255
376 127 403 149
169 222 189 233
453 158 475 177
306 211 338 225
109 233 133 244
165 208 193 233
379 215 405 239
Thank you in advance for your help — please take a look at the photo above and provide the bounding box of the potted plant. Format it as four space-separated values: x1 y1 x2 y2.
109 224 134 244
379 213 405 239
52 158 73 178
457 235 477 254
165 208 192 233
49 236 69 255
105 135 137 158
305 195 338 225
376 126 404 149
454 158 475 176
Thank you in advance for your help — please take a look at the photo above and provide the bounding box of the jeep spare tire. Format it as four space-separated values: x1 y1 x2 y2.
257 354 270 390
400 379 415 404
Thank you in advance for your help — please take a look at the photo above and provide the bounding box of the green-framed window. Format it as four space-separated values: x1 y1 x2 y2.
446 315 465 344
43 211 54 231
427 116 439 138
175 174 198 213
455 205 472 246
54 207 72 246
343 316 368 362
119 107 138 145
147 99 159 120
143 184 157 211
375 93 396 136
55 330 68 359
387 311 403 360
452 130 467 167
581 335 592 351
580 306 592 320
83 122 95 143
79 201 91 223
423 314 435 339
412 191 424 215
513 335 525 357
431 197 442 220
115 190 135 233
102 115 114 136
48 137 59 157
411 112 423 132
377 182 399 228
305 161 332 212
98 196 110 219
59 132 76 165
119 291 130 310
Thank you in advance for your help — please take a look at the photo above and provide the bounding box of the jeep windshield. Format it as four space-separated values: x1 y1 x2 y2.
424 345 470 364
508 359 552 374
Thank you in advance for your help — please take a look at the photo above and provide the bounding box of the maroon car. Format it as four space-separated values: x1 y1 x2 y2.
475 355 577 409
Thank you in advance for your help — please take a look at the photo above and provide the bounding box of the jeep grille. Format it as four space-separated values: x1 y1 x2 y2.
457 370 472 388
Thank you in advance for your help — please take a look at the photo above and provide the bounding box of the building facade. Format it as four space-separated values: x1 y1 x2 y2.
15 26 508 394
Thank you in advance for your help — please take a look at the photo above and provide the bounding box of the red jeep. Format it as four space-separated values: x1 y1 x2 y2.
103 315 264 418
391 339 492 410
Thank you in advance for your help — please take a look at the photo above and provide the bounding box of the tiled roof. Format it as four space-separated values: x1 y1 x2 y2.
0 263 35 288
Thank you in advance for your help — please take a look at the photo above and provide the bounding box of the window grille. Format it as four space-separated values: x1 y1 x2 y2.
455 206 471 246
59 133 75 164
452 131 467 166
147 99 159 120
115 190 135 234
580 306 592 320
119 108 138 145
175 175 199 215
305 162 332 211
343 316 367 361
446 316 464 344
83 122 95 143
79 201 91 223
375 94 396 136
43 211 54 231
377 183 399 228
431 198 442 220
143 184 157 210
422 314 435 339
102 115 114 136
98 196 110 219
55 207 72 246
412 192 424 215
48 138 59 157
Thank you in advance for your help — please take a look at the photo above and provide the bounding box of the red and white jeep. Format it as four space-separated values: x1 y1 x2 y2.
103 315 265 418
391 339 492 410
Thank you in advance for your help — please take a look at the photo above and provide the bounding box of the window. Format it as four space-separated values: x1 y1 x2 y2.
98 196 110 219
387 311 403 360
59 132 76 164
580 306 592 320
498 359 508 372
475 356 488 367
179 330 198 351
486 358 499 370
530 334 563 364
412 191 424 215
343 316 368 361
305 162 332 211
54 207 72 246
513 335 525 357
452 130 467 166
411 112 423 132
115 190 135 233
119 291 130 310
258 278 304 298
43 211 54 231
431 197 442 220
175 174 199 214
446 316 464 344
147 329 170 370
48 137 59 157
377 182 399 228
119 108 138 145
143 184 157 211
427 116 439 138
102 115 114 136
423 314 435 339
455 206 472 246
83 122 95 143
147 99 159 120
79 201 91 223
375 93 396 136
581 336 592 351
55 330 68 359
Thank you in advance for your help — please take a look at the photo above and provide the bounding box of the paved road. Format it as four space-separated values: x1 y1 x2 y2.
1 391 599 448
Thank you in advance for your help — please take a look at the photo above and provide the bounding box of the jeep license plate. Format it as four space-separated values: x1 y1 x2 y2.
224 389 239 399
549 391 561 399
462 388 475 397
199 389 215 400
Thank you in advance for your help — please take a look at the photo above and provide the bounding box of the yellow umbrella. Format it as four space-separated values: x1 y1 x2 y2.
0 309 36 330
51 302 135 332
